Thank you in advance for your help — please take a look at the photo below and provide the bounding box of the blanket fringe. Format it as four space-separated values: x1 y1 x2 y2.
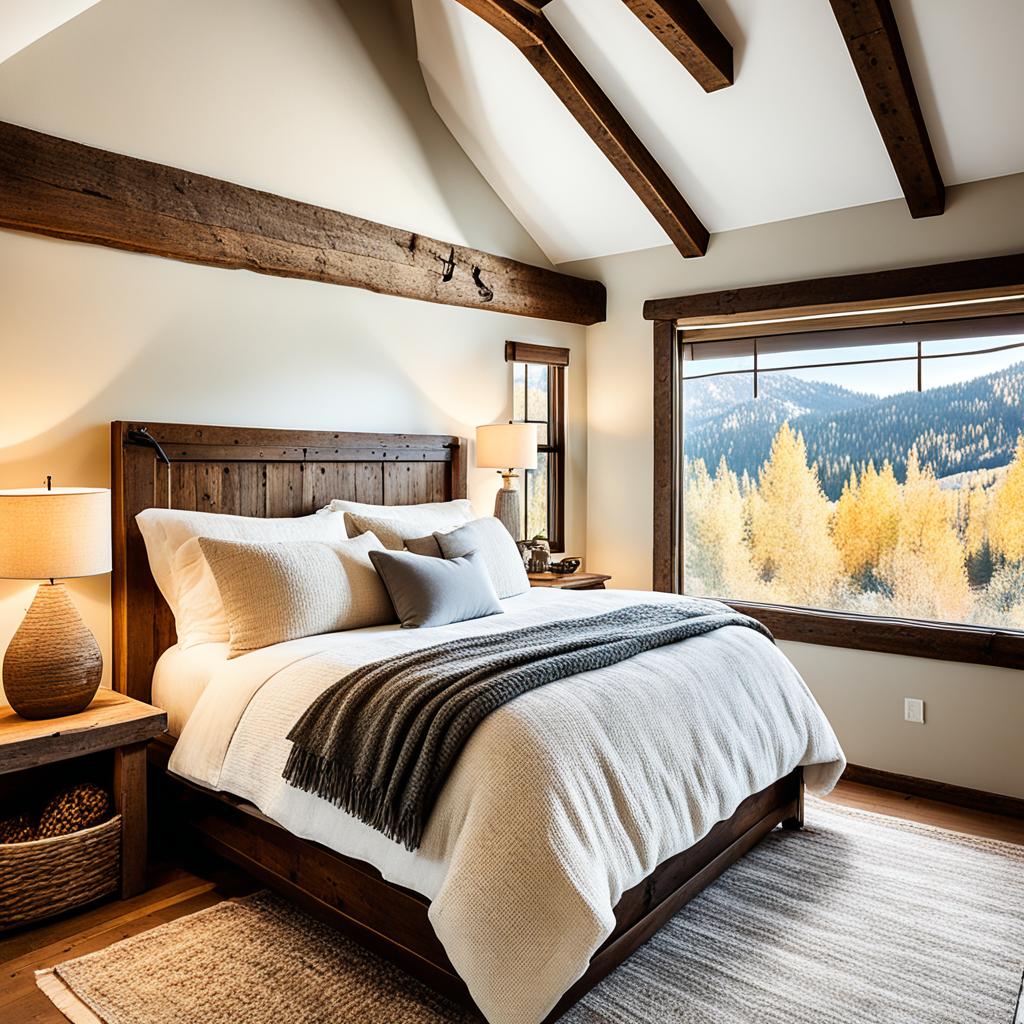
282 747 420 850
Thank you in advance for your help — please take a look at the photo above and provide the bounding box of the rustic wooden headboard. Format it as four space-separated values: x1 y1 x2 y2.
111 421 468 702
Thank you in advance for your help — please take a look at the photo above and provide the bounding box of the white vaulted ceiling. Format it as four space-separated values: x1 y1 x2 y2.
412 0 1024 264
0 0 101 65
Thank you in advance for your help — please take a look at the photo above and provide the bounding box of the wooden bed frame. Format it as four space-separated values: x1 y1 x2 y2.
111 419 804 1022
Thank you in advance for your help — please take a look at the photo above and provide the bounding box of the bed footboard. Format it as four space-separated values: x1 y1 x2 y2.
149 737 802 1022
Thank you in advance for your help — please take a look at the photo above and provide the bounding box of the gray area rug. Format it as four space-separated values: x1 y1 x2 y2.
37 798 1024 1024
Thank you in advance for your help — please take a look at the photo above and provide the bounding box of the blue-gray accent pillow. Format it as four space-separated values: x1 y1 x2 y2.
434 516 530 598
369 548 503 628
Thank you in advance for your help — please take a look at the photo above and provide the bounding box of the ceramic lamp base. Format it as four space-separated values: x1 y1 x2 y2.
2 583 102 720
493 479 521 540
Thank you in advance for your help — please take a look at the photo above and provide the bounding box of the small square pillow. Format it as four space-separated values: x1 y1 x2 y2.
197 533 394 657
369 549 502 628
434 517 530 599
404 534 444 558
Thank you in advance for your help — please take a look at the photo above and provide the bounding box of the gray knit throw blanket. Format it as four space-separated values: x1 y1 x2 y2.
283 600 772 850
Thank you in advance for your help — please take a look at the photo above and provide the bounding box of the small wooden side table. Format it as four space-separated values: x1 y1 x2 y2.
0 690 167 898
528 571 611 591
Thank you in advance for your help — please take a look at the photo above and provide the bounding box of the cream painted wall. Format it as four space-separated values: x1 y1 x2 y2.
566 173 1024 799
0 0 1018 803
0 0 588 691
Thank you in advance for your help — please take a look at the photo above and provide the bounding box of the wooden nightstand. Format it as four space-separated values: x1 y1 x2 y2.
0 690 167 898
528 571 611 591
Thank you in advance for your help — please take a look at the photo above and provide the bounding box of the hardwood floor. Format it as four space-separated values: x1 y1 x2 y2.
0 857 257 1023
3 783 1021 1023
822 778 1024 845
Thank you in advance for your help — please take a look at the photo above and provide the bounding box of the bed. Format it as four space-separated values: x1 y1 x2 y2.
111 420 844 1024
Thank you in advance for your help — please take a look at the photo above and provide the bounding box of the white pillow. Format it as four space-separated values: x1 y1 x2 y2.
135 508 351 648
327 498 474 526
435 517 530 599
136 510 181 615
197 533 394 657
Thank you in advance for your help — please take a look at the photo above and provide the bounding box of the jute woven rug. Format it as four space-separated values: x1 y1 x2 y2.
37 799 1024 1024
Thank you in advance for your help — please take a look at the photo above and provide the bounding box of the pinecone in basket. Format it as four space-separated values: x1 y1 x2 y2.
37 783 113 839
0 811 35 844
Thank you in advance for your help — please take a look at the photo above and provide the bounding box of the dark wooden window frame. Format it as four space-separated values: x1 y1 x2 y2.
650 251 1024 670
506 341 568 551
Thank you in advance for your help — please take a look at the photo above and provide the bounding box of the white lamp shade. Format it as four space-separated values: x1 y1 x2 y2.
0 487 112 580
476 423 538 470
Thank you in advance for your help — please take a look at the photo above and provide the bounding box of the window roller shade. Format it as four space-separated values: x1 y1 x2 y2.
683 313 1024 367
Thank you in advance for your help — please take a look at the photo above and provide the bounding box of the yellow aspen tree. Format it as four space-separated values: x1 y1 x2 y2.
990 435 1024 563
831 460 900 579
684 458 756 597
867 461 902 564
831 469 862 576
711 458 759 597
880 448 971 621
683 459 714 595
748 423 842 605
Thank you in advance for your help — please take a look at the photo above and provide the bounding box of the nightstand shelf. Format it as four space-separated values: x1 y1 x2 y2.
0 691 167 899
528 571 611 591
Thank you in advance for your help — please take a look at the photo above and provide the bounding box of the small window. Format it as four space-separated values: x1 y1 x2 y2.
507 341 568 550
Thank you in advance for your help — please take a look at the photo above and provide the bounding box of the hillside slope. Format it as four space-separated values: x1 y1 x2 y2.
684 363 1024 498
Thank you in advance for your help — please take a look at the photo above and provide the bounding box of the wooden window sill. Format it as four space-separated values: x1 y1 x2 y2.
721 600 1024 670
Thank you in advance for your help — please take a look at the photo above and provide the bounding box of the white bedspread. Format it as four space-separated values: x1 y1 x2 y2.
169 588 845 1024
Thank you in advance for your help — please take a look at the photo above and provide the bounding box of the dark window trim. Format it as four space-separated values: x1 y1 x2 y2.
505 340 570 367
726 602 1024 670
507 342 568 550
650 253 1024 670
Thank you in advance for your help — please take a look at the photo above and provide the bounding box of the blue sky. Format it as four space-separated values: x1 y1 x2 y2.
689 334 1024 398
790 342 1023 396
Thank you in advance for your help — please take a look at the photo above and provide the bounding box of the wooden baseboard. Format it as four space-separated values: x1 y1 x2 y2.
843 764 1024 820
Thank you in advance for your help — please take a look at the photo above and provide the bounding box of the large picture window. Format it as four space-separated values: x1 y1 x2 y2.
507 341 567 550
681 315 1024 632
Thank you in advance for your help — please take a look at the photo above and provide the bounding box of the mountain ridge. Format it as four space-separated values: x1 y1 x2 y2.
684 362 1024 499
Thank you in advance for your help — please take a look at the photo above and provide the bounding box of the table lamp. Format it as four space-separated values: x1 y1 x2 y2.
0 484 111 719
476 423 538 540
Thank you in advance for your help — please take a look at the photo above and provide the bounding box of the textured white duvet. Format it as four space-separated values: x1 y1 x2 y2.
168 587 845 1024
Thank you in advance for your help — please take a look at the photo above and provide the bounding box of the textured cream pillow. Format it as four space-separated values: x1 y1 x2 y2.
343 512 458 552
197 534 394 657
136 508 351 649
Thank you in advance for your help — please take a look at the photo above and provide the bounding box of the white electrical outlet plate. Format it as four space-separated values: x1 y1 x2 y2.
904 697 925 724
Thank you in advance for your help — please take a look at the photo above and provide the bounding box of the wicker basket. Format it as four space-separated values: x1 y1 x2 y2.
0 815 121 930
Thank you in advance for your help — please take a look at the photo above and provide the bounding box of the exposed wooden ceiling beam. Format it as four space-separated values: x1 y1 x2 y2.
620 0 733 92
507 0 554 11
453 0 709 258
829 0 945 218
0 120 606 325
